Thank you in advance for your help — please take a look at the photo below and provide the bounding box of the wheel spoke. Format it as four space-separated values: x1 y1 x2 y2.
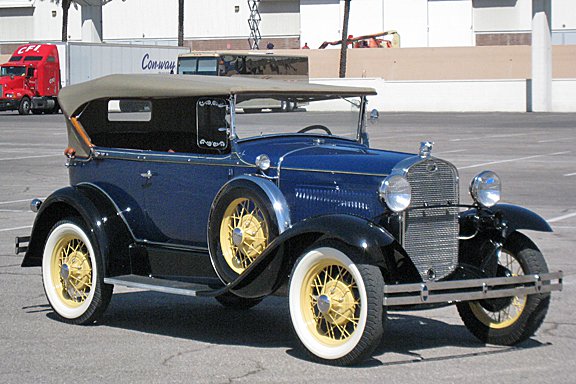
330 307 358 325
67 280 87 301
333 319 352 339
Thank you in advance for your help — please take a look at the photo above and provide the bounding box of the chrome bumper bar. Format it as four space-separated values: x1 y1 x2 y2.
383 271 563 306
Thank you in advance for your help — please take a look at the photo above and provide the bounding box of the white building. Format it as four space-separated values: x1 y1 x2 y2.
0 0 574 53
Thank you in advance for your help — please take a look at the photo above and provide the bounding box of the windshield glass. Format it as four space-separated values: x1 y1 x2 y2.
1 66 26 77
234 95 363 142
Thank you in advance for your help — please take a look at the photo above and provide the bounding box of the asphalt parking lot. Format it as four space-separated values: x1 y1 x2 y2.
0 111 574 383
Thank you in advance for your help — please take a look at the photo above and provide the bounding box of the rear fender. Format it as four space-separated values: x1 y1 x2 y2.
222 214 406 298
21 185 133 277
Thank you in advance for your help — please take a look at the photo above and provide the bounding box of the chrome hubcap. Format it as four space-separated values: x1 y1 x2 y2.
60 263 70 281
232 227 244 246
317 294 331 314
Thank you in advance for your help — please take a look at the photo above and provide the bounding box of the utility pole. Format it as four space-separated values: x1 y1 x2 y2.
531 0 552 112
178 0 184 47
339 0 351 78
56 0 72 42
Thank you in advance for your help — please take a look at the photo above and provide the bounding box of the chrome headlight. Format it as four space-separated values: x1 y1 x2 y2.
379 175 411 212
470 171 501 208
255 154 271 171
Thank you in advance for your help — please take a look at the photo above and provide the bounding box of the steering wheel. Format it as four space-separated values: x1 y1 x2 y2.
297 125 332 135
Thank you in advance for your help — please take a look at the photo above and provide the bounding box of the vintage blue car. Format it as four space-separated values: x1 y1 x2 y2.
17 74 562 366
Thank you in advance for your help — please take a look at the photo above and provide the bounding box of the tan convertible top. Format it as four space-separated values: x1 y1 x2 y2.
58 74 377 116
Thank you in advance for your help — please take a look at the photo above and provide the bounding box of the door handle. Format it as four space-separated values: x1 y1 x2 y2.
140 170 154 179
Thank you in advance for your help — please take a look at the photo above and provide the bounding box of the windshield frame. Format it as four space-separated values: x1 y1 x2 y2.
228 94 368 146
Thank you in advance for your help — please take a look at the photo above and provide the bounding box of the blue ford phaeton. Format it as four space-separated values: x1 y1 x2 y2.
17 74 562 365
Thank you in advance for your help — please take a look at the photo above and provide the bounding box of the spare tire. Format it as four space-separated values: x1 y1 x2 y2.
208 185 279 283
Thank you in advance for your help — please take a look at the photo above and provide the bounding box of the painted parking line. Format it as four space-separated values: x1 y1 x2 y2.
0 154 61 161
434 149 467 155
0 209 30 213
538 137 574 143
0 199 36 205
547 212 576 224
458 151 570 170
450 132 545 143
449 133 529 142
0 142 63 147
564 172 576 177
0 225 32 233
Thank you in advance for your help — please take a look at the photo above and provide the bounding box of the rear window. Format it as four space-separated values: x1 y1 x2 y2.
79 97 230 155
108 100 152 122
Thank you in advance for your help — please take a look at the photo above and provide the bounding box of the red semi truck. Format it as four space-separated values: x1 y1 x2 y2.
0 44 60 115
1 42 189 115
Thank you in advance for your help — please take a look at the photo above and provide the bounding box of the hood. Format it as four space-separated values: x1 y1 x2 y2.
278 144 413 177
0 74 25 92
236 137 414 176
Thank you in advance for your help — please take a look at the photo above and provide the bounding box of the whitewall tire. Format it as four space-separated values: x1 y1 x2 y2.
289 240 384 365
42 219 112 324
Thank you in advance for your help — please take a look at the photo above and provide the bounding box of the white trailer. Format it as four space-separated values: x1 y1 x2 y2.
55 42 189 88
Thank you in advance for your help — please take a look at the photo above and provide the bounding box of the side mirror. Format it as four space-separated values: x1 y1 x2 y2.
26 68 35 78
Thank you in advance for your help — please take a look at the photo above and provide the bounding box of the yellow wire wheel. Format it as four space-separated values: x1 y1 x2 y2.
300 258 360 345
219 197 270 275
42 219 112 324
209 186 279 284
289 242 383 365
457 233 551 346
49 234 93 308
468 250 527 329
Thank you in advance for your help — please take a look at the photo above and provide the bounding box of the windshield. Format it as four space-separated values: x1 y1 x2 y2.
1 66 26 77
234 95 364 142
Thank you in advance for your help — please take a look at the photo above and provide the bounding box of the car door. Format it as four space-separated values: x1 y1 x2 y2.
142 154 232 247
142 97 232 247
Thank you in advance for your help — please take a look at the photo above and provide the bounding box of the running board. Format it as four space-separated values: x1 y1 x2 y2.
104 275 224 297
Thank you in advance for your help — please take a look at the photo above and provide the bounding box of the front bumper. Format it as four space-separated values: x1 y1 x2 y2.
384 271 563 306
0 99 18 111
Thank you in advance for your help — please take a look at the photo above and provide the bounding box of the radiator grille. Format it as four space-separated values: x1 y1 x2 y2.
403 158 459 281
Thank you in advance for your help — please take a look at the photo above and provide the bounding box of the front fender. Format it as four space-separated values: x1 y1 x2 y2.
458 203 551 274
218 214 404 299
21 185 132 276
492 203 552 233
459 203 552 237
